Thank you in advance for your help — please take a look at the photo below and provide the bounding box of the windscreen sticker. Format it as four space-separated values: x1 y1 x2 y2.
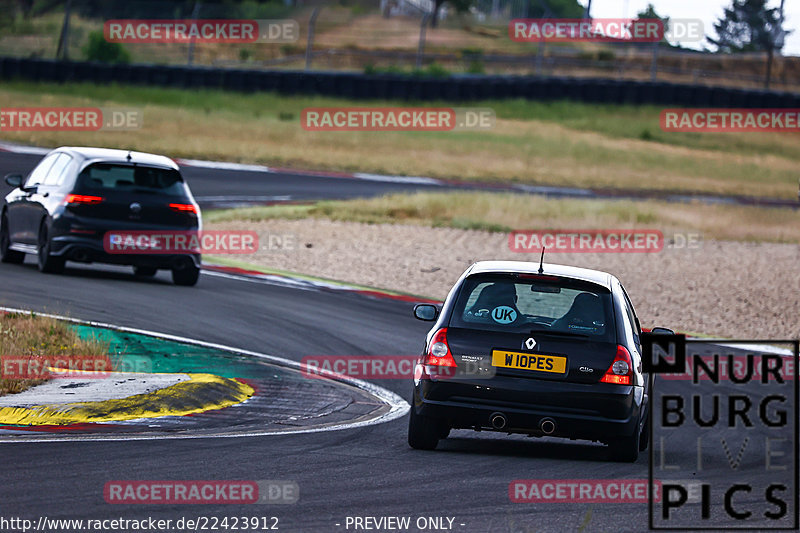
492 306 517 324
567 321 604 332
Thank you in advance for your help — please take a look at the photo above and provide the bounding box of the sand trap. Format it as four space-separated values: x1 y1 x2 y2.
207 218 800 339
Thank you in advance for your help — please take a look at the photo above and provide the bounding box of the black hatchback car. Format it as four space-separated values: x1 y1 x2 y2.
1 147 201 285
409 260 662 462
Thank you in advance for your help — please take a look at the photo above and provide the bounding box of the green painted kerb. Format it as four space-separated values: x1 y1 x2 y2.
71 325 285 380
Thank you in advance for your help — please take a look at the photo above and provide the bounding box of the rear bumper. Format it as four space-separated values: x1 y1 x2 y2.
50 235 201 269
413 377 645 442
49 214 201 269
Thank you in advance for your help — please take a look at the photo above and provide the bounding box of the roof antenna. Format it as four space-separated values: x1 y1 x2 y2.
538 247 545 274
126 151 132 162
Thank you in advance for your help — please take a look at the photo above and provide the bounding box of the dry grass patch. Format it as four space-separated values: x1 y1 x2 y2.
0 313 108 396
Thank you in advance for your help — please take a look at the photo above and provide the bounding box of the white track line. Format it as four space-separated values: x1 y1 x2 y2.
352 173 442 185
714 342 794 357
0 143 50 155
174 158 271 173
202 268 363 293
0 306 410 443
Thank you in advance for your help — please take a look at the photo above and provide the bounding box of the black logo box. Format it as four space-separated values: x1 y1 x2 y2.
641 332 686 374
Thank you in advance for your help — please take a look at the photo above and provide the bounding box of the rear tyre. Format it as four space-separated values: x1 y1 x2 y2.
408 406 443 450
134 266 158 277
638 411 650 452
37 223 65 274
608 430 640 463
172 263 200 286
0 215 24 264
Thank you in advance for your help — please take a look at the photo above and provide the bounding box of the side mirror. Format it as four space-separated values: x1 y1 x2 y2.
413 304 438 321
4 174 23 188
650 327 675 335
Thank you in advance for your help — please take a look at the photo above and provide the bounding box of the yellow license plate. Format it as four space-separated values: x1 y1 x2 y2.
491 350 567 374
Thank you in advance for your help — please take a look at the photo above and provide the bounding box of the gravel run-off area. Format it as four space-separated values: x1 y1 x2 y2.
207 219 800 340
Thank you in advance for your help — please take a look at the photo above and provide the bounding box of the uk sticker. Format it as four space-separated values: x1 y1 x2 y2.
492 306 517 324
648 339 799 530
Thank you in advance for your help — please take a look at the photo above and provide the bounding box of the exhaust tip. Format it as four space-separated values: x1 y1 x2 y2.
71 249 90 262
540 418 556 435
490 412 507 430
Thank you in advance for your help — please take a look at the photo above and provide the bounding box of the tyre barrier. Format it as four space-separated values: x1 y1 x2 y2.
1 56 798 108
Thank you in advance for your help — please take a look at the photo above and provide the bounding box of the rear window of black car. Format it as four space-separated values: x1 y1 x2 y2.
77 163 185 195
450 274 615 341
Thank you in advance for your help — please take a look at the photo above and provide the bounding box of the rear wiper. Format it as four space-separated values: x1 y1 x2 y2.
528 329 590 339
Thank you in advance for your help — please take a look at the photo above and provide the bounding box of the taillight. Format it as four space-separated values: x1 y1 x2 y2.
423 328 457 368
65 194 104 205
599 345 633 385
169 203 198 214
